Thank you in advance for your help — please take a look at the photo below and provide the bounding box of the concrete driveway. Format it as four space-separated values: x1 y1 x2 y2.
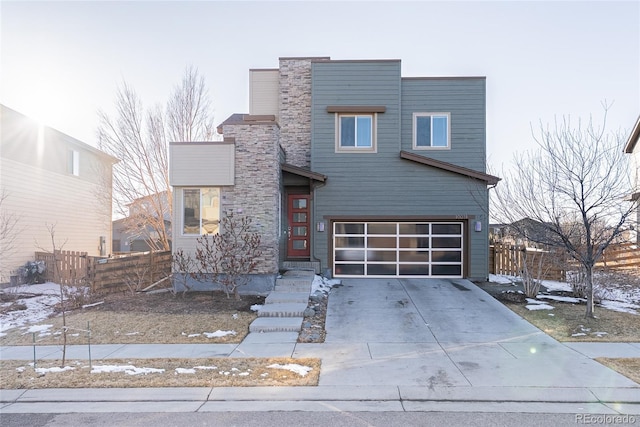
293 278 639 391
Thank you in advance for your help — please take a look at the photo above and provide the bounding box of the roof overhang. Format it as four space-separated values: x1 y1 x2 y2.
400 150 501 185
624 115 640 153
281 163 327 182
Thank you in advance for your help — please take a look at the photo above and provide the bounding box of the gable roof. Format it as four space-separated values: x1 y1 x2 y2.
400 150 501 185
624 115 640 153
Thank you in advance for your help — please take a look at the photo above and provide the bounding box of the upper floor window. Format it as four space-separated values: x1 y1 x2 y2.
182 188 220 235
68 150 79 176
413 113 450 149
336 114 376 153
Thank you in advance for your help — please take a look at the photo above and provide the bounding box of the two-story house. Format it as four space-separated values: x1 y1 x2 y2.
170 57 499 293
624 115 640 243
0 104 118 282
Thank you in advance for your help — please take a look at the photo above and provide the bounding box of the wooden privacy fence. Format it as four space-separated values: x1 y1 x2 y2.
35 250 172 294
89 251 172 294
35 250 90 286
597 242 640 269
489 244 566 281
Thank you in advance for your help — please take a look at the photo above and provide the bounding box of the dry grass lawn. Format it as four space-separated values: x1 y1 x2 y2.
0 291 262 346
0 358 321 389
595 358 640 384
505 302 640 342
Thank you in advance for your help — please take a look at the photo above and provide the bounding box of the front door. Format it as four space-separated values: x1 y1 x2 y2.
287 195 310 258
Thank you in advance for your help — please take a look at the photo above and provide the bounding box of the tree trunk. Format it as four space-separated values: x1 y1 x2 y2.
585 266 595 318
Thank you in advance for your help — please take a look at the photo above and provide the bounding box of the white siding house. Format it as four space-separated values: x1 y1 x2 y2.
624 115 640 244
0 104 118 282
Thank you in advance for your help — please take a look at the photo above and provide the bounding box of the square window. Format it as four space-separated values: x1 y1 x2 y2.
413 113 450 149
336 114 376 152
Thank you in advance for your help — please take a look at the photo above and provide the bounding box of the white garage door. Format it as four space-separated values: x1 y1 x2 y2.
333 222 464 278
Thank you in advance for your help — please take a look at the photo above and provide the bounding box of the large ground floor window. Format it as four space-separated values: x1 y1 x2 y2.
182 188 220 235
333 221 464 278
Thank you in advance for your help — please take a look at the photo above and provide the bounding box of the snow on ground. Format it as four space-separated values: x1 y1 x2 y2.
0 282 61 337
266 363 313 377
312 275 341 294
488 274 517 285
490 272 639 315
91 365 165 375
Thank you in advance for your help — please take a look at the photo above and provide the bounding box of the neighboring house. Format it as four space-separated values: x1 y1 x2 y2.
0 104 118 282
170 57 499 292
112 191 172 252
624 115 640 244
490 218 554 248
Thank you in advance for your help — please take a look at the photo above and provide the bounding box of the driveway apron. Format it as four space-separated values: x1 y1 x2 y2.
293 278 639 389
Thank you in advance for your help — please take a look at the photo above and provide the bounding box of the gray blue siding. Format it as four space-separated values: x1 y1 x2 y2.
310 61 490 279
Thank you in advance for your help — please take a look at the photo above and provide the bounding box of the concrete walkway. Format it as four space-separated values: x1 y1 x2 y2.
1 275 639 414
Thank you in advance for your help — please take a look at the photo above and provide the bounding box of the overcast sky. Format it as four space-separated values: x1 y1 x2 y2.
1 1 638 171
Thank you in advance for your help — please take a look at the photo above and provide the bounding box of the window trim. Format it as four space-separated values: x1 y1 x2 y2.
412 112 451 150
335 113 377 153
181 187 221 236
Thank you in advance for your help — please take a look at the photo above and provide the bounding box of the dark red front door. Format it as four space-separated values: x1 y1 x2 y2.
287 195 310 258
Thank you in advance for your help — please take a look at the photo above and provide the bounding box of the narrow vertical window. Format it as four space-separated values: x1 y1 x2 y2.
69 150 79 176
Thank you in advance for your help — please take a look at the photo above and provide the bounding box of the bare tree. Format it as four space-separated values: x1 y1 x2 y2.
98 66 216 251
493 106 638 318
193 213 262 300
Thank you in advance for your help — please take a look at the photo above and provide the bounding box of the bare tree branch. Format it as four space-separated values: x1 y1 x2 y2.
98 66 216 251
492 105 638 318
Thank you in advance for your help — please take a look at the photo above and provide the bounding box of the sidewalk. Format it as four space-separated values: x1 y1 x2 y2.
1 274 639 414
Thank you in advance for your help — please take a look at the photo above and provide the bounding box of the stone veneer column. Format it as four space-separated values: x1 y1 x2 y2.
278 58 326 168
220 122 281 275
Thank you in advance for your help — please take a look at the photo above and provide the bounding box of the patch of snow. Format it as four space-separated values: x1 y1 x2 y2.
203 330 236 338
599 300 639 315
175 368 196 374
250 304 262 312
187 333 201 338
571 333 587 337
312 275 341 294
16 367 25 372
0 282 61 335
238 372 250 376
540 279 572 293
23 324 53 335
525 298 545 304
525 304 554 311
538 295 583 303
592 332 608 337
232 313 238 319
125 332 140 336
35 366 75 374
266 363 313 377
193 366 217 370
91 364 165 375
548 313 555 316
489 274 517 284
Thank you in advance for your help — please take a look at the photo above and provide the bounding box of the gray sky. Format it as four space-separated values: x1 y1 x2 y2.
1 1 638 171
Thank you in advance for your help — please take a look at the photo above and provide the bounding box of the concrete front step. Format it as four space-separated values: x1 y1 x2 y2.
274 284 312 293
276 277 313 287
258 303 308 318
265 292 310 304
249 317 304 333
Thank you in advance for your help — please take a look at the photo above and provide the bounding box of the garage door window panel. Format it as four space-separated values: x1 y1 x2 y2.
333 221 463 278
